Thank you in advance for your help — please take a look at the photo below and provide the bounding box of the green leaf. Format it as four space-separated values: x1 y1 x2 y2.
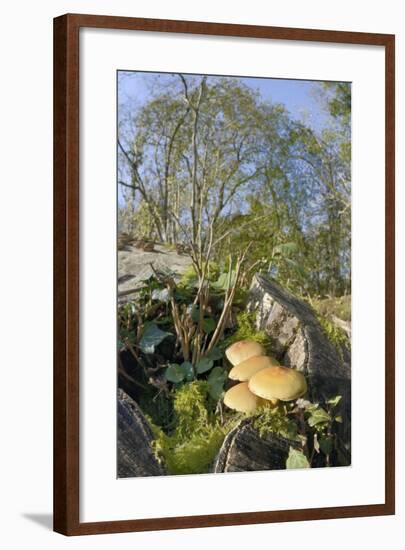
212 270 237 290
205 347 223 361
334 415 343 423
165 364 185 383
327 395 342 407
319 436 334 456
180 361 195 381
202 317 216 334
189 305 200 323
307 407 331 427
139 322 172 354
119 328 136 348
286 447 310 469
196 357 214 374
207 367 227 400
279 422 299 441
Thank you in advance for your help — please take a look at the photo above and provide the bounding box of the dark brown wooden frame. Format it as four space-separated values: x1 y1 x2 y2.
54 13 395 536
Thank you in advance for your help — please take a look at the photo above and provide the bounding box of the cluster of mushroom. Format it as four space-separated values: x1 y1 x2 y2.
223 340 307 413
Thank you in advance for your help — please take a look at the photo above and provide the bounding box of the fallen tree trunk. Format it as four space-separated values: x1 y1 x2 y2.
214 419 298 473
117 389 166 478
215 275 351 472
248 275 350 410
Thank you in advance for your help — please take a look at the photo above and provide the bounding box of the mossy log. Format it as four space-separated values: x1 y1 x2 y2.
248 275 351 408
215 276 351 473
117 389 166 478
214 419 298 472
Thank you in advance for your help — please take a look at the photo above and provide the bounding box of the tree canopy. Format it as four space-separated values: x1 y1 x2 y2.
118 74 351 298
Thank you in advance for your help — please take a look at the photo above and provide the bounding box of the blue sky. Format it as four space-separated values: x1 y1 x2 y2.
118 71 331 132
117 71 337 206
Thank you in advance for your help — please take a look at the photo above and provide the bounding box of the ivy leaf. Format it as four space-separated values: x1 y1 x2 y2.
165 364 185 383
279 422 299 441
202 317 216 334
181 361 195 381
319 436 334 456
119 328 136 348
212 270 237 290
286 447 310 469
307 407 331 427
189 305 200 323
327 395 342 407
207 367 227 400
139 322 172 354
196 357 214 374
205 347 223 361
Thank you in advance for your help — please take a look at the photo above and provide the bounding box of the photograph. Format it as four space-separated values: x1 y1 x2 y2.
116 70 352 478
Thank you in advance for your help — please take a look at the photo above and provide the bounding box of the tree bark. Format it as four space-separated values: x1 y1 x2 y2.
117 389 166 478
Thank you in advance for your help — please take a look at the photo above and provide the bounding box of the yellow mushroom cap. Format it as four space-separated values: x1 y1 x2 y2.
225 340 265 366
229 355 280 382
223 382 262 413
248 366 307 402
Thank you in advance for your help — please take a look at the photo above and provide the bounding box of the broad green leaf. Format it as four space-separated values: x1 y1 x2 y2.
207 367 227 400
327 395 342 407
189 305 200 323
205 347 223 361
139 322 172 354
202 317 216 334
196 357 214 374
279 422 299 441
319 436 334 456
208 366 227 384
212 270 237 290
180 361 195 381
165 364 185 383
305 402 320 413
119 328 136 348
286 447 310 469
307 407 331 427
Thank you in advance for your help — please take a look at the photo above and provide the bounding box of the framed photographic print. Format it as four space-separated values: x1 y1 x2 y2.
53 14 395 535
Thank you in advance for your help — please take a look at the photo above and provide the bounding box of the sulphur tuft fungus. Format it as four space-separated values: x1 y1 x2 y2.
248 366 307 403
225 340 265 366
229 355 279 382
223 382 263 413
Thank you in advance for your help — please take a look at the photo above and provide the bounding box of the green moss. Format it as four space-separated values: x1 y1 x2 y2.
224 311 272 353
151 424 226 475
252 404 299 441
172 380 211 438
313 295 351 322
179 265 198 288
318 316 350 356
147 381 231 475
179 262 221 289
